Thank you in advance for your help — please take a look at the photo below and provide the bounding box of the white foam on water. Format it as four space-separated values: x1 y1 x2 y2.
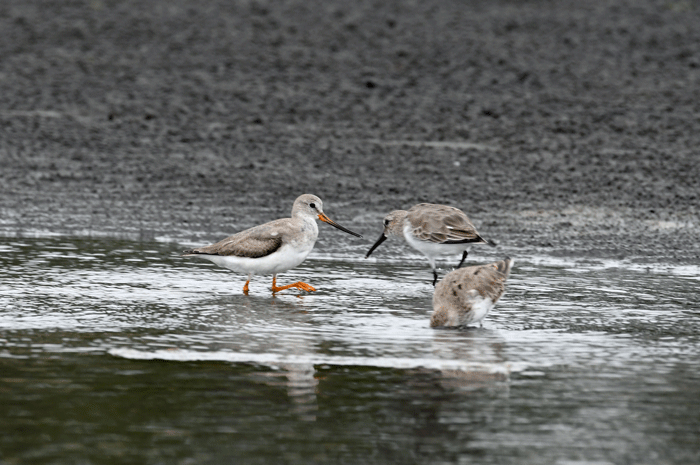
108 347 521 375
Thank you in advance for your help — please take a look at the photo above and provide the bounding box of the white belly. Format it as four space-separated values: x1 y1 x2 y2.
198 242 314 276
466 296 494 325
403 224 469 264
442 295 494 327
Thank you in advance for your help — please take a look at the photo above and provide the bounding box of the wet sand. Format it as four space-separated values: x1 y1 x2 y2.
1 0 698 262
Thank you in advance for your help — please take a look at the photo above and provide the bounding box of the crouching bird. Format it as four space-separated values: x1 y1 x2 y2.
430 258 513 328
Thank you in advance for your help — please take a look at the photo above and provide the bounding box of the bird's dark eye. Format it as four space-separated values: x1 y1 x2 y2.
309 203 316 209
383 219 389 226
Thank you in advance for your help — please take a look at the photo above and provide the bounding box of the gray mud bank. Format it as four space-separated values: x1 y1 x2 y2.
1 0 698 262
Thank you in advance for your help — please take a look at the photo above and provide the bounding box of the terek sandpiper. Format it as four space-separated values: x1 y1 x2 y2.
365 203 492 285
183 194 362 294
431 257 513 328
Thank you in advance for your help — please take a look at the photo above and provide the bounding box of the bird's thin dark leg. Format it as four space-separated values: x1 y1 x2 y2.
457 250 469 268
432 270 439 286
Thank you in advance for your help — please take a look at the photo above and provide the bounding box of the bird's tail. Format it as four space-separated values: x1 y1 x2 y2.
496 257 514 277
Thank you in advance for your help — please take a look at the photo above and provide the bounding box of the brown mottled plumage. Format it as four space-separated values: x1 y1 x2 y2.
430 258 513 328
407 204 484 244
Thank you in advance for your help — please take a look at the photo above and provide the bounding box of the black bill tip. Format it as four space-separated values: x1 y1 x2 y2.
319 214 363 238
365 233 388 258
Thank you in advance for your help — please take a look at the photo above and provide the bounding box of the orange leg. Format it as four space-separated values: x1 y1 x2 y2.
271 276 316 294
242 279 250 295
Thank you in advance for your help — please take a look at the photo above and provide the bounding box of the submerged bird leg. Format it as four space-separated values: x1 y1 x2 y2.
242 274 252 295
457 250 469 269
271 275 317 294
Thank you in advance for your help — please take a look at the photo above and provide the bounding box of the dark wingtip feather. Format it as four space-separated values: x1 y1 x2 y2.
443 236 491 245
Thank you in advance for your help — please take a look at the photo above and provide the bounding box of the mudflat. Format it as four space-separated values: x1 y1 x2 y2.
1 0 698 262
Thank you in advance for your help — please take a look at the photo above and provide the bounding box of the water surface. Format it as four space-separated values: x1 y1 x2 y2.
1 237 699 464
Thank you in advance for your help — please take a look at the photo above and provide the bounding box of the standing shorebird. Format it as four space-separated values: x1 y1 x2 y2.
365 203 492 285
182 194 362 294
431 258 513 328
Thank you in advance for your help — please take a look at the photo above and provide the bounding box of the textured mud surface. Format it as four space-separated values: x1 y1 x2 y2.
1 0 698 262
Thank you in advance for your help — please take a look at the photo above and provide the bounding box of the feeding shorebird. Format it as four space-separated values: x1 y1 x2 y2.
365 203 493 285
182 194 362 294
431 258 513 328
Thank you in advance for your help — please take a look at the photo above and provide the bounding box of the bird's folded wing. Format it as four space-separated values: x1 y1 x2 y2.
412 212 483 244
191 224 285 258
472 262 509 300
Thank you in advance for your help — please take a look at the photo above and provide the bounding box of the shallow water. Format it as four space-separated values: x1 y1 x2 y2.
1 237 699 464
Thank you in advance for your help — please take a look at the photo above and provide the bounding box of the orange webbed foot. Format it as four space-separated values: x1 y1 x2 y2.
271 277 316 294
293 282 317 292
